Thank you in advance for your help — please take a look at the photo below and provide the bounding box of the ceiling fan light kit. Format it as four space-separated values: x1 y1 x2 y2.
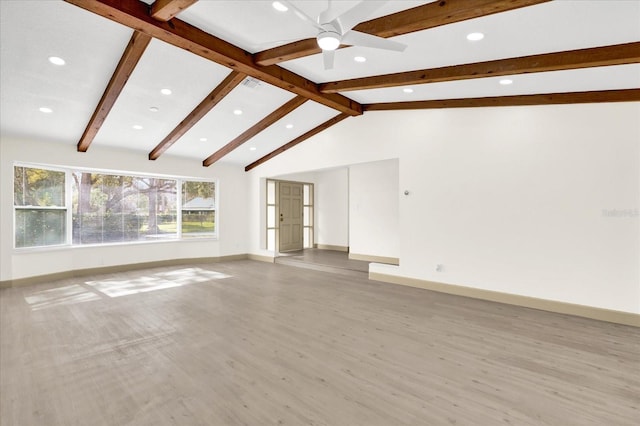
281 0 407 70
317 30 341 51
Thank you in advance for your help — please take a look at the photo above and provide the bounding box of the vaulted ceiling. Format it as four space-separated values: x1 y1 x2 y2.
1 0 639 171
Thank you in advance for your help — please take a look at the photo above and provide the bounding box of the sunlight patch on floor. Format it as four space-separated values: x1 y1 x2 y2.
24 268 232 309
85 267 232 298
24 284 102 311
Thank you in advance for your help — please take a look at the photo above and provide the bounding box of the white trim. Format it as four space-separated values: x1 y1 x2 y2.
248 254 275 263
369 272 640 327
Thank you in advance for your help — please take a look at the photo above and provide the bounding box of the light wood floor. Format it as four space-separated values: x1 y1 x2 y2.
1 259 638 425
276 248 369 275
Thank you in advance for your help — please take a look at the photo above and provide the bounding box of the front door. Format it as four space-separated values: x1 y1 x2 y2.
279 182 303 252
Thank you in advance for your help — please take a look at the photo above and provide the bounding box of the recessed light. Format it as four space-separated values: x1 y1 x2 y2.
403 88 414 94
200 137 207 142
354 56 366 63
149 106 159 112
499 79 513 85
233 109 243 115
467 32 484 41
249 147 257 151
272 1 288 12
132 124 143 130
48 56 66 66
160 88 172 95
39 107 53 113
285 123 294 129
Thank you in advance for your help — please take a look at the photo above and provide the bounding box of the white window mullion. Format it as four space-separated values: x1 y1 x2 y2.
66 169 73 246
177 179 183 239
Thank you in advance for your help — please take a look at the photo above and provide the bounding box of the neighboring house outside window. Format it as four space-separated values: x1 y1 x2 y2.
182 181 216 237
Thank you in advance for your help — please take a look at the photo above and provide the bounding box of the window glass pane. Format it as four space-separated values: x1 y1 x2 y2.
303 206 310 226
182 181 215 207
267 229 276 252
15 209 65 248
267 180 275 205
303 184 310 205
14 166 65 206
144 178 177 238
182 211 215 234
267 205 276 228
73 173 177 244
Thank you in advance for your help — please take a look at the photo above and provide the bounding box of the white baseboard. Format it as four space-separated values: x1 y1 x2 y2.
0 254 249 289
247 254 275 263
369 272 640 327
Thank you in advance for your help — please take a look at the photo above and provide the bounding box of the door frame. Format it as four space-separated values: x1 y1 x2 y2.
265 179 314 255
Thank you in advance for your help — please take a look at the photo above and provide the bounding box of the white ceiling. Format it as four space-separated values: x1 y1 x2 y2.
1 0 639 166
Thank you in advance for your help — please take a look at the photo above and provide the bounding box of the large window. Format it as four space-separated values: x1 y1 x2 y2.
14 164 216 249
73 173 178 244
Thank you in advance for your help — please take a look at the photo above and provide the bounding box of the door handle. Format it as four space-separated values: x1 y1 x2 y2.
280 213 284 222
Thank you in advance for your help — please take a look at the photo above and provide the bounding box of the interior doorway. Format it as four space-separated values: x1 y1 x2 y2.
266 179 314 254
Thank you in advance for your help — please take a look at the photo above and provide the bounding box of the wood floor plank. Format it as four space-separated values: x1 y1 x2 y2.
1 259 639 425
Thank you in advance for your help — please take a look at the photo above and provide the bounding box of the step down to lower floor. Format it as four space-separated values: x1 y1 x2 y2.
274 256 368 278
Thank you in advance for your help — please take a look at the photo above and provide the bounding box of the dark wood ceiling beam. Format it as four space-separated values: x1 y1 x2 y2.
151 0 198 22
245 113 350 172
77 30 151 152
363 89 640 111
321 42 640 93
64 0 362 116
149 71 246 160
254 39 320 67
203 96 308 167
254 0 551 66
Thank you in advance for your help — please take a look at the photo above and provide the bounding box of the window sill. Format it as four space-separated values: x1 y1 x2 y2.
12 236 219 254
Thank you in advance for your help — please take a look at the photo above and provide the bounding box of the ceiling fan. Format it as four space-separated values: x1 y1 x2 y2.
277 0 407 70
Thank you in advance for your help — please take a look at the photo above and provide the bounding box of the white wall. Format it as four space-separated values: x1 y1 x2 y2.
349 160 399 258
394 105 639 313
315 168 349 248
247 103 640 314
0 137 248 281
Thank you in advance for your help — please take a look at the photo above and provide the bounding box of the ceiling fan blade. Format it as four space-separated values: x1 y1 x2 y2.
323 50 335 70
318 0 335 26
332 1 387 33
318 0 337 24
342 30 407 52
280 1 324 31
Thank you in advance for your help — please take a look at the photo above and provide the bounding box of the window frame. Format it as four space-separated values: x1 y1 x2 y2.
13 164 69 249
180 180 218 238
13 162 218 251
